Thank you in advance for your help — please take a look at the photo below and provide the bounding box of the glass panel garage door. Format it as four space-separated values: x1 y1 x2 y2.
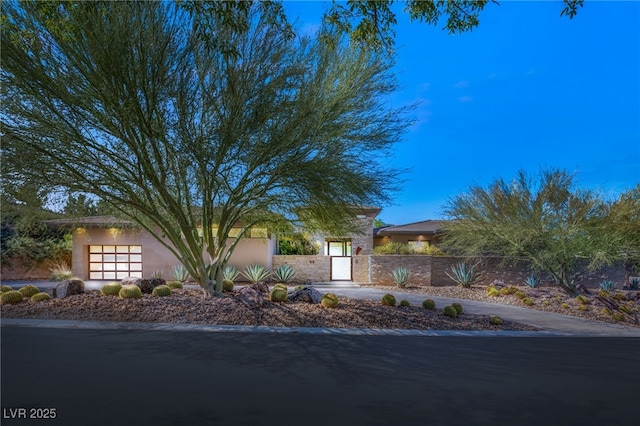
89 245 142 280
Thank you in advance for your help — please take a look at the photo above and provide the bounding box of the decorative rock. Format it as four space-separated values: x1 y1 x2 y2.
56 278 85 298
138 278 165 294
288 287 323 304
121 277 140 286
237 283 269 309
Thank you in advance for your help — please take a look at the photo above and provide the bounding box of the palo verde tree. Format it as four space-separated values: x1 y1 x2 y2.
441 169 624 295
1 1 408 296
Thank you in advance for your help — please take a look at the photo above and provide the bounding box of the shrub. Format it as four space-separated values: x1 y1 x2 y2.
223 265 240 282
373 242 444 255
445 261 482 288
422 299 436 310
399 299 410 307
599 280 616 291
442 305 458 318
242 264 271 284
49 261 73 281
523 274 541 289
119 285 142 299
152 285 171 297
1 290 23 304
18 285 40 298
167 281 183 290
0 285 14 293
391 267 411 288
321 293 339 308
489 316 503 325
171 265 190 282
451 302 463 314
381 293 396 306
101 282 122 296
269 287 287 302
522 298 533 306
222 279 234 292
31 292 51 302
272 265 296 283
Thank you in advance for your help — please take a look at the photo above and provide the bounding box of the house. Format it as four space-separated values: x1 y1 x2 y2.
373 220 447 250
46 208 380 282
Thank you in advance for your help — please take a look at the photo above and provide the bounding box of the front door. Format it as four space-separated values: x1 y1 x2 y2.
328 241 352 281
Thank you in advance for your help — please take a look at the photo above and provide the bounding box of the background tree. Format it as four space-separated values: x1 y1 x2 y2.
441 169 622 295
1 1 408 296
607 184 640 278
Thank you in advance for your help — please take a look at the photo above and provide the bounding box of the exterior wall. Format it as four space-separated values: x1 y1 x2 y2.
0 258 53 281
73 227 275 280
272 255 331 283
369 255 431 286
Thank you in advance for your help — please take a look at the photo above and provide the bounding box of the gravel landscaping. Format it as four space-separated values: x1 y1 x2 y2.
0 287 537 331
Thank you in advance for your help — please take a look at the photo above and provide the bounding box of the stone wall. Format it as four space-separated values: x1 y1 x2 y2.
0 258 53 281
272 255 331 283
369 255 431 286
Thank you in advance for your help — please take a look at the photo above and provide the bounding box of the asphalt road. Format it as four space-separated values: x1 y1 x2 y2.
1 327 638 426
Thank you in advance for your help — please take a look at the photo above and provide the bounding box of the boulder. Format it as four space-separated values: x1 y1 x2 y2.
237 283 269 309
56 278 85 298
121 277 140 286
137 278 166 294
288 287 323 304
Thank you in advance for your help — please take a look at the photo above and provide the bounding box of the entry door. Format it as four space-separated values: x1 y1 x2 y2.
328 241 352 281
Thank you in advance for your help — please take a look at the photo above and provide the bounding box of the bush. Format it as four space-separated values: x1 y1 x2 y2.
422 299 436 310
171 265 190 282
119 285 142 299
222 279 234 292
272 265 296 283
451 302 463 314
399 299 410 307
381 294 396 306
442 305 458 318
391 267 410 288
269 287 287 302
167 281 183 290
101 282 122 296
373 242 444 255
490 316 503 325
1 290 23 304
152 285 171 297
321 293 339 308
31 292 51 302
0 285 14 293
445 261 482 288
18 285 40 298
599 280 616 291
49 261 73 281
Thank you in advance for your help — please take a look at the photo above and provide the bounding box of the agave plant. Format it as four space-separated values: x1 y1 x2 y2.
391 267 410 288
171 265 190 282
242 264 271 284
523 274 541 289
599 280 616 291
628 277 639 290
223 265 240 282
272 264 296 283
445 261 482 288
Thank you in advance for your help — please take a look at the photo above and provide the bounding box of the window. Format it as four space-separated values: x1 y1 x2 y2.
326 240 352 256
89 245 142 279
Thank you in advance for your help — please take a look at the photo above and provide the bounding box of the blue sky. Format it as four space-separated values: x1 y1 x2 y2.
284 0 640 225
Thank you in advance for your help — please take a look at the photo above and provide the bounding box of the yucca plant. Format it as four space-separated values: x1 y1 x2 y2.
171 265 190 282
223 265 240 282
49 261 73 281
523 274 541 289
391 267 410 288
272 264 296 283
445 261 482 288
242 264 271 284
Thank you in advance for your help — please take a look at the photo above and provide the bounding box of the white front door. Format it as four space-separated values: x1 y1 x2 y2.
327 240 352 281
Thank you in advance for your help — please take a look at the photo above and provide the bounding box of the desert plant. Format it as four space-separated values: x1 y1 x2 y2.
223 265 240 282
451 302 463 314
522 298 534 306
619 305 632 314
321 293 339 308
490 316 503 325
272 265 296 284
422 299 436 310
629 277 640 290
242 264 271 284
101 282 122 296
391 267 410 288
166 281 183 290
0 285 14 293
49 261 73 281
222 279 234 292
523 274 541 289
599 280 616 291
31 292 51 302
273 283 288 292
119 285 142 299
269 287 288 302
499 287 510 296
487 288 500 297
445 261 482 288
294 285 305 291
152 285 171 297
399 299 410 307
514 290 526 299
18 285 40 298
597 289 610 297
612 312 625 321
1 290 24 304
171 265 190 282
575 295 589 305
442 305 458 318
381 293 396 306
151 270 163 279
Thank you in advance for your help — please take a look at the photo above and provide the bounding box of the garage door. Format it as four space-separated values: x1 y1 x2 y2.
89 245 142 280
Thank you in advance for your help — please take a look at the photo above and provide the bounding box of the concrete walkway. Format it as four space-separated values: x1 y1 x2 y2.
2 280 640 336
